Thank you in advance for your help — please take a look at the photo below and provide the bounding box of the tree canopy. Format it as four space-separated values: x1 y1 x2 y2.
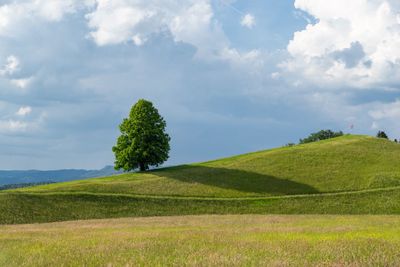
299 130 344 144
376 131 388 139
113 99 170 172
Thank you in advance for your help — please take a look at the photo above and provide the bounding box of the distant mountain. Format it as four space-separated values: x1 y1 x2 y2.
0 166 123 186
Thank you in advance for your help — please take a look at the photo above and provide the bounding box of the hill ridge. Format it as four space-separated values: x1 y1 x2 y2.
2 134 400 224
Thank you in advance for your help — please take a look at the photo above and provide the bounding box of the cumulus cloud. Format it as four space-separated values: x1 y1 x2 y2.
85 0 225 57
32 0 92 21
84 0 257 63
0 0 259 64
284 0 400 89
240 13 256 29
85 0 155 46
10 77 33 89
85 0 214 47
0 55 20 76
369 99 400 120
16 106 32 116
0 104 44 134
0 0 90 36
0 120 29 133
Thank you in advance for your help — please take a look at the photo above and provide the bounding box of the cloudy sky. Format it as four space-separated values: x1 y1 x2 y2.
0 0 400 170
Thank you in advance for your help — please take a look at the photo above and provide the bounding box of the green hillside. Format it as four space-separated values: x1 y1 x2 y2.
2 134 400 224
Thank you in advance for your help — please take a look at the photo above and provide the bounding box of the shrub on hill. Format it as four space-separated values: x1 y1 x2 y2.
299 130 344 144
376 131 388 139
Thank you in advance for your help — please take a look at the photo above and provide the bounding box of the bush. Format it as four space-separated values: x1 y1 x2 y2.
299 130 344 144
376 131 388 139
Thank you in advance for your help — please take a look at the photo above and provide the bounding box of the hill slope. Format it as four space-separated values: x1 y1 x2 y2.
2 135 400 224
14 135 400 197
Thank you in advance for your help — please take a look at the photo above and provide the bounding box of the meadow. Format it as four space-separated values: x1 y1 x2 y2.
1 215 400 266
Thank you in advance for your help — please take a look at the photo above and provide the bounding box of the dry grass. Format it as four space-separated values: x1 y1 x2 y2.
1 215 400 266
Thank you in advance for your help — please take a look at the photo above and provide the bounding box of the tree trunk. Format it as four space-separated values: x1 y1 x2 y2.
139 162 146 172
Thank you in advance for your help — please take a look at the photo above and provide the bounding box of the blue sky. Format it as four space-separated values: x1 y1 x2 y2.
0 0 400 170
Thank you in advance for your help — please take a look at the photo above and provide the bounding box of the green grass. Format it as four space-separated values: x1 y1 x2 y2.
2 186 400 224
1 215 400 266
2 135 400 224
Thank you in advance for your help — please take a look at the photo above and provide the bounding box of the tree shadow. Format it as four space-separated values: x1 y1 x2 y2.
150 165 319 196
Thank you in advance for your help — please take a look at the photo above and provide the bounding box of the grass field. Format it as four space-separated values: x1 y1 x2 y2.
1 215 400 266
2 135 400 224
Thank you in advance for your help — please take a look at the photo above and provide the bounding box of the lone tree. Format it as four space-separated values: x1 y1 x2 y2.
113 99 170 172
376 131 388 139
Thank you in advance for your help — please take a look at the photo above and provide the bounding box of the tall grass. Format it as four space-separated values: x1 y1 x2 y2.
1 215 400 266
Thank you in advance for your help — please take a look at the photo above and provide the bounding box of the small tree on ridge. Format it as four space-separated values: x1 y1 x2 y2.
376 131 388 139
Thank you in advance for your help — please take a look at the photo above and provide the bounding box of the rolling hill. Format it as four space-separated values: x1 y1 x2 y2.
2 134 400 224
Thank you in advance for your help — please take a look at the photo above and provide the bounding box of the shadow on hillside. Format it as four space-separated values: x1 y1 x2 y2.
150 165 318 196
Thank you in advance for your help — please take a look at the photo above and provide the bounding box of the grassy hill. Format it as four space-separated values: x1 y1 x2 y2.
2 134 400 224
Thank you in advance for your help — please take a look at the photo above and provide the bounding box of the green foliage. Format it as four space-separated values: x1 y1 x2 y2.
377 131 388 139
299 129 343 144
113 99 170 172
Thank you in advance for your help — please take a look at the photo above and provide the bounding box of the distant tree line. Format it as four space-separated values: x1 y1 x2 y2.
375 131 400 143
0 182 55 191
299 130 344 144
293 129 398 145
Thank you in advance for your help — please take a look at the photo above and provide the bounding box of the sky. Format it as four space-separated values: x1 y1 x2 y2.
0 0 400 170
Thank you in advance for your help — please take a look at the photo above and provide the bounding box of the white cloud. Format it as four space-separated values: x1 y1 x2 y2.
16 106 32 116
284 0 400 89
240 13 255 29
84 0 229 58
369 100 400 120
0 109 45 134
271 72 281 79
132 34 145 46
10 77 33 89
0 0 93 37
219 48 263 69
84 0 255 63
85 0 212 47
85 0 154 46
0 55 20 76
367 99 400 136
32 0 83 21
0 0 258 65
0 120 29 133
